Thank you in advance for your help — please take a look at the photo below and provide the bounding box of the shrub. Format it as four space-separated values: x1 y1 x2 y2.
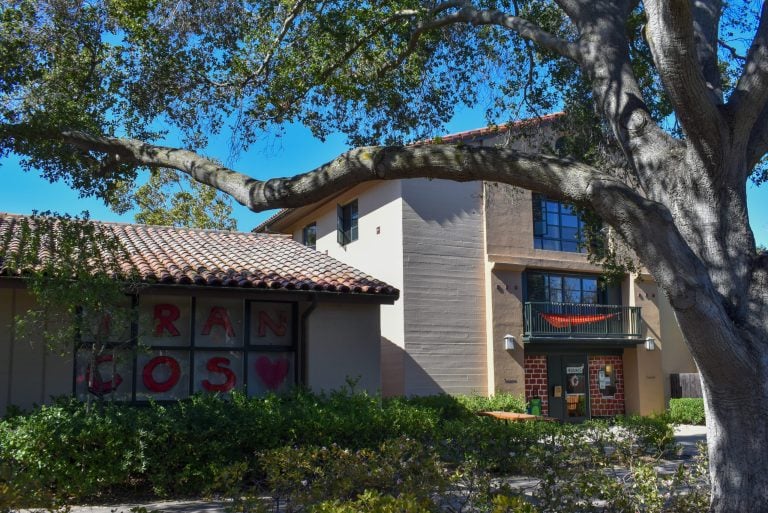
308 490 436 513
611 414 677 455
259 437 447 509
668 398 706 425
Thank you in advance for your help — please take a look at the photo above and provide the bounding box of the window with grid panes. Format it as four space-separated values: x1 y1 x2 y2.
526 272 602 304
532 193 585 252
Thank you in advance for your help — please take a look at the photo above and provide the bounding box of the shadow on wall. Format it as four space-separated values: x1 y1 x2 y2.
380 336 446 397
402 179 482 226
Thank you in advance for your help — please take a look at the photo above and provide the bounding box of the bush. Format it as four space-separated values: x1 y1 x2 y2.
611 414 676 455
309 491 436 513
668 398 706 425
0 389 683 508
259 437 446 509
0 390 526 503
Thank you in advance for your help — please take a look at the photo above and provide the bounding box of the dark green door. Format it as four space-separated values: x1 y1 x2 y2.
547 354 590 422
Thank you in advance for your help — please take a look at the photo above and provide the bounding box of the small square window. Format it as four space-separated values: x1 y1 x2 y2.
302 223 317 250
337 200 358 246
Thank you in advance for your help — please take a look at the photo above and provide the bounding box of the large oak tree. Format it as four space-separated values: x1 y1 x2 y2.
2 1 767 510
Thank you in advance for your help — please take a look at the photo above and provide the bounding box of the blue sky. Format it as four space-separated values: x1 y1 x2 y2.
1 108 767 246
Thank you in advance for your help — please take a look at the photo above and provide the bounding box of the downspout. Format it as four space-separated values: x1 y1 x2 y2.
300 294 318 386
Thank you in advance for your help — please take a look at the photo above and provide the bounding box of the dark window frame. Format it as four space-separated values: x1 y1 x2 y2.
302 222 317 250
532 193 585 253
525 271 604 305
337 200 359 246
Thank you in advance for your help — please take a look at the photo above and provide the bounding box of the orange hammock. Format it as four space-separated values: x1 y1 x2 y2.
540 312 618 329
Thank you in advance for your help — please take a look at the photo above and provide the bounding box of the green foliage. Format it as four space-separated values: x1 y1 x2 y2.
0 212 139 355
0 390 698 511
526 419 708 513
260 438 446 509
109 169 237 230
668 398 706 425
309 491 436 513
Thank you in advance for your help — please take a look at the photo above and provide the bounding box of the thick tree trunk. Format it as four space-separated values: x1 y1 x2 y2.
704 379 768 513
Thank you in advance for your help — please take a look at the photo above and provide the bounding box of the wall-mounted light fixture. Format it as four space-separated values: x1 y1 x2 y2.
503 334 516 351
645 337 656 351
605 364 613 376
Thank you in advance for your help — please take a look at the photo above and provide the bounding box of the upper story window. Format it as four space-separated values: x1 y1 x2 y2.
337 200 358 246
526 272 601 304
532 193 585 252
302 223 316 250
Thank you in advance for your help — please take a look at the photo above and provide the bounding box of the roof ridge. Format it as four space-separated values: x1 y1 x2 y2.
0 211 291 238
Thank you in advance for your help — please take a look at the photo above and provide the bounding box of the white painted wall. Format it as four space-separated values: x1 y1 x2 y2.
306 302 381 394
401 179 488 396
286 181 407 395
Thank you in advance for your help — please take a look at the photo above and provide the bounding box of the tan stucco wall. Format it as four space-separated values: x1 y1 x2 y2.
484 268 525 396
622 277 665 415
0 285 74 414
305 302 381 394
658 293 698 402
282 181 406 396
1 284 385 414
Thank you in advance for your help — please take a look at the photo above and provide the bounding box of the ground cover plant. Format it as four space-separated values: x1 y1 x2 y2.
0 390 704 512
668 399 706 425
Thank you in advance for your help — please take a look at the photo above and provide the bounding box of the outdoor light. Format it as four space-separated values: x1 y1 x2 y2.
604 364 613 376
645 337 656 351
503 334 516 351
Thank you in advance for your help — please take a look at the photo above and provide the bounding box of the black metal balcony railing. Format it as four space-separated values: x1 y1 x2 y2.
524 302 641 340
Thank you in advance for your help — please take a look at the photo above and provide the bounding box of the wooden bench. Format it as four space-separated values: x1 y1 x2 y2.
477 411 558 423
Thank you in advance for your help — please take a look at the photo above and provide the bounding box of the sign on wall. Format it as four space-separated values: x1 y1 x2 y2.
74 296 297 401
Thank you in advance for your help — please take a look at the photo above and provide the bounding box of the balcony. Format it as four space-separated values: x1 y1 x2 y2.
524 302 642 344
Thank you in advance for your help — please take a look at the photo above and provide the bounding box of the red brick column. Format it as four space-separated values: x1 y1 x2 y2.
588 355 625 416
524 355 549 416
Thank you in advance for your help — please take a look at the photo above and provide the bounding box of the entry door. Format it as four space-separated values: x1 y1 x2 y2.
547 355 590 422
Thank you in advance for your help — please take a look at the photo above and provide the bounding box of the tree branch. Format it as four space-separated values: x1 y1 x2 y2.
60 130 608 210
692 0 723 102
451 3 581 61
587 182 753 377
47 127 757 376
378 1 580 76
747 104 768 168
729 2 768 159
644 0 726 167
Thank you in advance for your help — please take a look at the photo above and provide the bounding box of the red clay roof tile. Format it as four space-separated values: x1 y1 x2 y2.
0 213 398 299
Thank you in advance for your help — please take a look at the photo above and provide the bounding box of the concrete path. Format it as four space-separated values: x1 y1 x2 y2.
42 425 708 513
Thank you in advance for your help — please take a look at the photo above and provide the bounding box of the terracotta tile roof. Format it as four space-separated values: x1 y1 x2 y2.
415 112 563 145
253 113 563 232
0 213 399 299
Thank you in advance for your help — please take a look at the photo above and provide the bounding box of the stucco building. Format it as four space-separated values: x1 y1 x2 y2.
0 213 398 414
256 115 698 420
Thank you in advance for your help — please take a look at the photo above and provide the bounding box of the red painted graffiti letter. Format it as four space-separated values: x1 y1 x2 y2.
202 357 236 392
201 307 235 337
257 311 287 337
154 304 181 336
143 356 181 393
86 354 123 397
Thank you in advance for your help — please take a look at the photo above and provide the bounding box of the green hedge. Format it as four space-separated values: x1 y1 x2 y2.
0 390 526 502
0 390 672 505
668 398 706 425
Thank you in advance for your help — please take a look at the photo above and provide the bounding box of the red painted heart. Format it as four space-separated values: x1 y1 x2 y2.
255 356 289 390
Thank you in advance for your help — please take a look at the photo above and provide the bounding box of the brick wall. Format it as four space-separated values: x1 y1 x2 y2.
588 355 625 417
524 355 548 416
